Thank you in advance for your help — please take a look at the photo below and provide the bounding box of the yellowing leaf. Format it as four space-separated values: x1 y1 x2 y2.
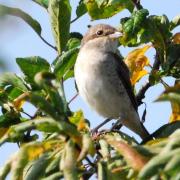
69 110 89 131
172 32 180 44
170 102 180 123
13 92 29 110
125 45 151 85
131 69 148 85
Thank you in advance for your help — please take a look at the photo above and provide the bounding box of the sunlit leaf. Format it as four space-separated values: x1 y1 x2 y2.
84 0 134 20
48 0 71 54
0 5 41 35
69 110 89 131
125 45 151 85
105 135 149 171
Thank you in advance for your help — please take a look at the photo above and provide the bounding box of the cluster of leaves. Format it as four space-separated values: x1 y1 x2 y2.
0 0 180 179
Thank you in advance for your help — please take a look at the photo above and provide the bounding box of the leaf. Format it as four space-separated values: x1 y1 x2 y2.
156 82 180 104
54 47 79 80
69 110 89 131
170 14 180 30
138 149 180 179
24 154 50 180
0 5 41 35
0 73 28 92
60 140 78 180
105 135 149 171
33 0 49 8
151 122 180 138
77 133 95 162
172 32 180 44
120 9 150 46
48 0 71 54
76 0 87 18
125 45 151 85
16 57 50 86
34 72 68 116
0 127 8 138
84 0 134 20
11 141 58 180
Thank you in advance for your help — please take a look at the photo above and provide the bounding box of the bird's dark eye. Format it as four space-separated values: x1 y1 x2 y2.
96 30 103 36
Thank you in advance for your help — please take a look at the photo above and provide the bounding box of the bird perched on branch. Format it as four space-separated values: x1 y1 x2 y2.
74 24 149 140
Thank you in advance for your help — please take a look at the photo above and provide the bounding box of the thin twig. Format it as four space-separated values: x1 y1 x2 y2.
39 35 57 51
68 93 79 105
71 16 80 24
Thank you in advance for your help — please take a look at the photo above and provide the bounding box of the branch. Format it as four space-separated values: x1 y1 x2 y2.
136 49 161 106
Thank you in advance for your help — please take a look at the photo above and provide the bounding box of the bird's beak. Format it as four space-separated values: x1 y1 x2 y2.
108 31 122 39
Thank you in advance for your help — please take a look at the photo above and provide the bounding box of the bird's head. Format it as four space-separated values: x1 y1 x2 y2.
81 24 122 52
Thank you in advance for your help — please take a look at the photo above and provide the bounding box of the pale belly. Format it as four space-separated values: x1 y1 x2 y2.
75 52 134 119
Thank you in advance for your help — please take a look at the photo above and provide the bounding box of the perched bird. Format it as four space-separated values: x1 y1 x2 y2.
74 24 149 139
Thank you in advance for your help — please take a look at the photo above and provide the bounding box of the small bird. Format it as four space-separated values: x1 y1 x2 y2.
74 24 149 139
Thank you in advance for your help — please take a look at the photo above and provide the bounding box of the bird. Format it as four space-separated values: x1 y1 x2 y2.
74 24 149 140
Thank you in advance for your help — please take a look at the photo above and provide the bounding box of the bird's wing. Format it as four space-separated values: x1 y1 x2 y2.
110 52 138 112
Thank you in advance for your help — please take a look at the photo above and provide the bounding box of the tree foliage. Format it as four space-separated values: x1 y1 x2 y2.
0 0 180 179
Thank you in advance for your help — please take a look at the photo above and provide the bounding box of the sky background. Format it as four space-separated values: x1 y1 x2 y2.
0 0 179 176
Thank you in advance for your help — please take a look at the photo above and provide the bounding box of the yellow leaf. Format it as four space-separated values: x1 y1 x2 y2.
0 127 8 138
173 32 180 44
169 102 180 123
131 69 148 85
125 45 151 85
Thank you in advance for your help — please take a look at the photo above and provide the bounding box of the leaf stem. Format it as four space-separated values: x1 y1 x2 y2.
39 35 57 51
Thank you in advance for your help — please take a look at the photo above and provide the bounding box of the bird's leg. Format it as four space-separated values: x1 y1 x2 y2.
110 116 123 131
91 118 112 134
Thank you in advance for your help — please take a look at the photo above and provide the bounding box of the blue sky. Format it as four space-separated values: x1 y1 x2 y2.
0 0 179 173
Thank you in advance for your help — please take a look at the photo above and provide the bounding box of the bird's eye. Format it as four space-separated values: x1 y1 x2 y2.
96 30 103 36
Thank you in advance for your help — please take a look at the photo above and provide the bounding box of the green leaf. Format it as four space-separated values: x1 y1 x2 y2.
16 57 50 86
76 0 87 18
120 9 150 46
33 0 49 8
0 5 41 35
48 0 71 54
54 47 79 80
84 0 134 20
0 73 28 92
60 140 78 180
138 149 180 179
34 72 68 116
66 38 81 50
28 93 60 120
24 154 50 180
151 122 180 138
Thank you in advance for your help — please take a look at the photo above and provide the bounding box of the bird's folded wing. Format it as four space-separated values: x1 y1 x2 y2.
110 52 138 112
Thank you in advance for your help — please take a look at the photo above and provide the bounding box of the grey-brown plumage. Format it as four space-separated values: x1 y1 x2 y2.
74 24 149 139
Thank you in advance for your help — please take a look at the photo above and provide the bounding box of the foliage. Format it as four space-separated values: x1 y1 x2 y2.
0 0 180 179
